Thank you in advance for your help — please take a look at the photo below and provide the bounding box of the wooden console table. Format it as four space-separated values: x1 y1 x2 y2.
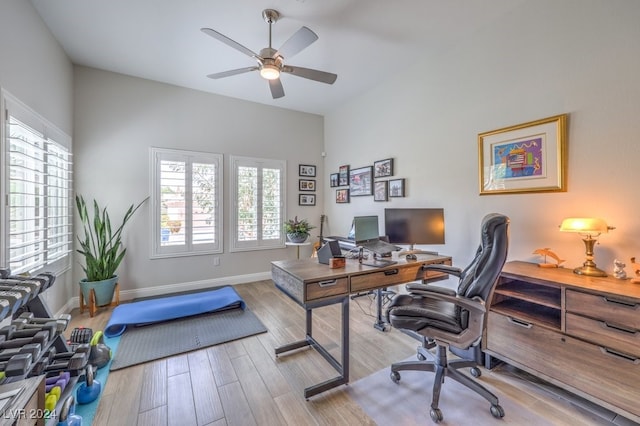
271 253 451 398
485 261 640 423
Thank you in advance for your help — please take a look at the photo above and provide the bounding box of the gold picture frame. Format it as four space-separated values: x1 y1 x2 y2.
478 114 567 195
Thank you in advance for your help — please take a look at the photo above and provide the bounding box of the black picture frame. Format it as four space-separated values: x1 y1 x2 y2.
330 173 339 187
299 193 316 206
374 158 393 178
299 164 316 177
388 178 405 197
338 165 350 186
349 166 373 196
374 181 388 201
299 179 316 191
336 188 350 203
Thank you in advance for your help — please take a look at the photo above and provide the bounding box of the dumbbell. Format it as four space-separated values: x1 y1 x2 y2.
0 319 60 341
45 371 71 393
46 345 90 373
29 347 57 377
0 299 10 322
18 312 72 333
0 290 26 314
0 330 49 349
0 283 32 303
0 342 41 363
0 279 39 301
0 352 32 377
35 272 56 291
0 268 9 279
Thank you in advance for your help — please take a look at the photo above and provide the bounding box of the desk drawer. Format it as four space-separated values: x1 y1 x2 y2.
351 267 419 292
487 311 640 418
306 277 348 301
566 312 640 357
566 289 640 329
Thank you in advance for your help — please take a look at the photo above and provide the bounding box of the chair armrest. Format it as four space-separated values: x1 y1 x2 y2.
421 264 462 278
405 283 456 296
403 287 486 315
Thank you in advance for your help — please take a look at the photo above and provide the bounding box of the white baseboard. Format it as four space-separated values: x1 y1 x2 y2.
60 271 272 315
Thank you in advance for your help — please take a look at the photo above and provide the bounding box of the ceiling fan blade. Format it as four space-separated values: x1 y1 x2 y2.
206 67 258 79
282 66 337 84
269 79 285 99
201 28 259 59
276 26 318 60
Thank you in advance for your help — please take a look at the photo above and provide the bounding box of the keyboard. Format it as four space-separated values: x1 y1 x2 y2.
361 259 398 268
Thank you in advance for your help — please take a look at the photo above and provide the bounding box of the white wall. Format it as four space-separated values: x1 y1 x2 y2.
0 1 74 313
324 0 640 274
74 67 325 297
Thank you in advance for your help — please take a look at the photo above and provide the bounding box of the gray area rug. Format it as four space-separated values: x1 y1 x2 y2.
110 308 267 370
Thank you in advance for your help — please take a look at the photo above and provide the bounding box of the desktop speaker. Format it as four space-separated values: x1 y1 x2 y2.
317 240 342 265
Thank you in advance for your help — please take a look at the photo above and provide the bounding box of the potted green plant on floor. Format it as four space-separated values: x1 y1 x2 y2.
76 195 147 310
284 216 315 243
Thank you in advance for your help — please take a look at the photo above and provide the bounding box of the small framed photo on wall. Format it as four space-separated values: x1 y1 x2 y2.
374 158 393 178
389 178 405 197
299 193 316 206
299 164 316 177
374 181 388 201
338 165 350 186
336 188 350 203
330 173 339 187
299 179 316 191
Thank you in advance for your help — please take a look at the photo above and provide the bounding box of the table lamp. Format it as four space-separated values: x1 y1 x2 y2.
559 217 614 277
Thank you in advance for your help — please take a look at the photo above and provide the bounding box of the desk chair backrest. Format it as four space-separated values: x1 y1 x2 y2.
457 213 510 301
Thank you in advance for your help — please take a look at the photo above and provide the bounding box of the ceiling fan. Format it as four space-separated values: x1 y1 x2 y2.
201 9 337 99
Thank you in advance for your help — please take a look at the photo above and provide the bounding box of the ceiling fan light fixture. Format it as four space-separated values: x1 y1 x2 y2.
260 64 280 80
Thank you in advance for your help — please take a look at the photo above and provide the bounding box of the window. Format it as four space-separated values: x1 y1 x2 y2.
230 155 285 252
1 92 73 275
150 148 222 258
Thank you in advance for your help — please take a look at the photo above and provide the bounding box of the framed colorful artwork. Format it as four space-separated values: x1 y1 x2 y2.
338 165 350 186
478 114 567 195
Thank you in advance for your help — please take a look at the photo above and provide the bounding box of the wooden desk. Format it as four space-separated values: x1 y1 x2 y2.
272 253 452 398
485 261 640 423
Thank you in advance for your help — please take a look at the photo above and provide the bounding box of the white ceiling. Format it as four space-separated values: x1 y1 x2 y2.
31 0 524 115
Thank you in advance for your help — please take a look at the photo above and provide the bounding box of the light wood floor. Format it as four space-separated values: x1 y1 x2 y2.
65 280 631 426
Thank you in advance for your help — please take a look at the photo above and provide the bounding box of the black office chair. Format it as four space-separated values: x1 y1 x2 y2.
386 213 510 423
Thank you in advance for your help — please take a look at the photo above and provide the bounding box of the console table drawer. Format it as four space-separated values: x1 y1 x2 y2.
351 267 418 292
487 311 640 419
566 312 640 357
566 289 640 329
306 277 349 301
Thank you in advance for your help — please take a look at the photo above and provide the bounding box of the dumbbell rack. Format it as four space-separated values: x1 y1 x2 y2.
0 269 85 425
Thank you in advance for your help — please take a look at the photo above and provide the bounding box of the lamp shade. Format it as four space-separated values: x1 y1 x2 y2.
559 217 609 234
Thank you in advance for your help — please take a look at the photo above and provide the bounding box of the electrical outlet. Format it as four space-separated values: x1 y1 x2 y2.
213 257 220 266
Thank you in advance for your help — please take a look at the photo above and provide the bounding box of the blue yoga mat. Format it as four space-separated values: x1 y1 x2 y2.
104 286 245 337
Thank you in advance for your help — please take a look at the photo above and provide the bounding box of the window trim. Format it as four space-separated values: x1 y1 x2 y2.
1 90 73 276
229 155 286 252
149 147 223 259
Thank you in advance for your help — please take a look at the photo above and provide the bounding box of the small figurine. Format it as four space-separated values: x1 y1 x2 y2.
629 257 640 283
613 259 627 279
533 248 565 268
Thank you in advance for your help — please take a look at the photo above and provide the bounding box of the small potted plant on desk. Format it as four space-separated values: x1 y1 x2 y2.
76 195 147 316
284 216 315 243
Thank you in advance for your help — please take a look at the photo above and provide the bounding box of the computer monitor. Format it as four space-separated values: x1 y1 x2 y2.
351 215 379 243
384 208 445 253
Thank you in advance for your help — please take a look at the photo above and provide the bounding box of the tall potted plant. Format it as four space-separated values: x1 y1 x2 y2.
76 195 147 308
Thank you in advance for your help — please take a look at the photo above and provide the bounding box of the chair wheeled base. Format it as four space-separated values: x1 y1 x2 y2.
390 345 504 423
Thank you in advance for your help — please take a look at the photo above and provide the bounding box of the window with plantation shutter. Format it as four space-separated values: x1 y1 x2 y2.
150 147 222 258
230 155 285 252
1 92 73 275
